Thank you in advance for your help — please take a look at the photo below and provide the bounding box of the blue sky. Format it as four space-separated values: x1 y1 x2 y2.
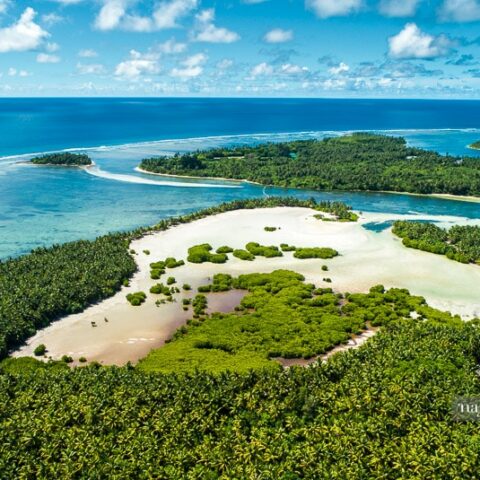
0 0 479 97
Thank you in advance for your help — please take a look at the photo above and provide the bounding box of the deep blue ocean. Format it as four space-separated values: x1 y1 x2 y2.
1 98 479 259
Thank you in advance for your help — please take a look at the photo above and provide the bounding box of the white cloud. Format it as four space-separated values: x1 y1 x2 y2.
0 8 49 53
37 53 60 63
380 0 420 17
171 52 207 78
440 0 480 22
329 62 350 74
388 23 452 59
192 8 240 43
263 28 293 44
77 63 107 75
95 0 127 31
78 49 98 58
306 0 362 18
41 13 64 26
115 49 160 78
7 67 30 77
251 62 273 76
157 38 187 54
280 63 309 74
154 0 198 29
95 0 197 32
46 42 60 53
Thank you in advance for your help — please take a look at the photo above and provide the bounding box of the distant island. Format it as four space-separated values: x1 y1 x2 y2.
30 152 92 167
469 141 480 150
139 133 480 197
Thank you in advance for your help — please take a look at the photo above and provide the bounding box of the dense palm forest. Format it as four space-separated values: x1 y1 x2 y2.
0 235 136 358
393 221 480 264
140 133 480 196
30 152 92 166
0 197 353 360
1 313 479 478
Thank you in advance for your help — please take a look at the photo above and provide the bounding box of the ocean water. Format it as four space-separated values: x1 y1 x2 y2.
1 98 480 259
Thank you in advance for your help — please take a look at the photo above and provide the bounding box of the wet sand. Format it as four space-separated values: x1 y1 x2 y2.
12 207 480 366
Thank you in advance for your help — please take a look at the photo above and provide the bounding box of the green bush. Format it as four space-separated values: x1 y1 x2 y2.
33 344 47 356
245 242 283 258
216 246 233 254
126 292 147 306
294 247 338 259
233 249 255 261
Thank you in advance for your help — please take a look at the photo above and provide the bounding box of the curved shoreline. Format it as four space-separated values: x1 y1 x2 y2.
136 168 480 204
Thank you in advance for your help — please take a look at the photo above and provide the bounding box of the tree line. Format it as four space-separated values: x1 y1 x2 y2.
140 133 480 196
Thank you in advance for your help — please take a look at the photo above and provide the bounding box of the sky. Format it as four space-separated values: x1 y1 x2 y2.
0 0 479 97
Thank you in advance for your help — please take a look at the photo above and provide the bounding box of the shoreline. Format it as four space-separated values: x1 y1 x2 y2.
136 167 480 204
135 167 262 185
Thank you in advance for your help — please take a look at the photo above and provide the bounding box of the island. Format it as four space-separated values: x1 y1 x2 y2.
2 197 480 478
139 133 480 197
30 152 92 167
469 141 480 150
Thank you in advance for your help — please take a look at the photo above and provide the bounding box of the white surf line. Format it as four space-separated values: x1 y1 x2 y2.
85 166 242 189
2 127 479 162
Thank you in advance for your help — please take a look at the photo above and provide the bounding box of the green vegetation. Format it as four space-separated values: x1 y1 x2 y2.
393 221 480 264
140 133 480 196
245 242 283 258
187 244 228 264
149 283 172 296
232 249 255 261
30 152 92 166
216 245 234 254
126 291 147 306
1 317 480 478
166 276 176 285
182 283 191 291
280 243 296 252
0 234 135 359
138 270 439 374
149 257 184 279
33 344 46 356
197 273 234 293
264 226 277 232
293 247 339 259
469 141 480 150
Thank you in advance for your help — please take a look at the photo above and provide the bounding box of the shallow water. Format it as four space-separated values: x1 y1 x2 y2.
1 98 480 259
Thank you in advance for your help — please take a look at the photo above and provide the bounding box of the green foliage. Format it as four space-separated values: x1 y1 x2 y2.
140 133 480 197
61 355 73 364
149 283 171 295
393 221 480 264
182 283 191 291
2 271 480 477
470 141 480 150
232 249 255 261
264 226 277 232
280 243 296 252
138 270 443 374
294 247 339 259
187 244 228 264
0 234 136 359
126 292 146 306
198 273 234 293
166 277 176 286
216 246 234 254
245 242 283 258
30 152 92 166
33 344 46 356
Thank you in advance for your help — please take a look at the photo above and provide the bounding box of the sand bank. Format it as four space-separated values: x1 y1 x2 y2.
12 207 480 366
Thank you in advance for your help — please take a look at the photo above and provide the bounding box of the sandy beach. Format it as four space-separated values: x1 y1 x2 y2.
12 207 480 366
